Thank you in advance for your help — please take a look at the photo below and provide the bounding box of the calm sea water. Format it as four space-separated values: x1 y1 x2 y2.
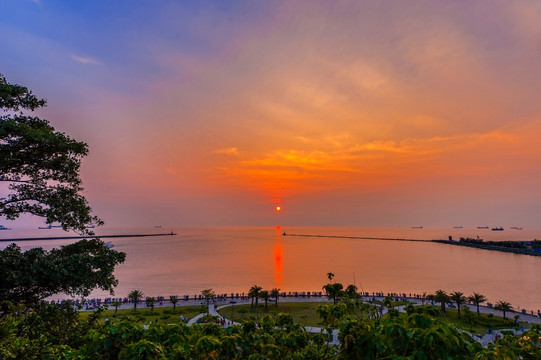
2 225 540 312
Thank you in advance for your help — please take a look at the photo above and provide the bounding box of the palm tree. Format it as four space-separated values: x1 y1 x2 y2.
249 285 262 309
146 296 156 311
112 300 122 315
327 272 335 282
494 301 513 319
468 292 487 316
323 282 343 304
345 284 358 300
128 290 144 311
270 288 280 307
383 296 393 310
260 290 270 312
434 290 450 313
170 295 179 311
450 291 467 318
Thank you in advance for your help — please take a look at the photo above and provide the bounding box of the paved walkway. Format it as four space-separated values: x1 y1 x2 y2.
88 296 541 325
87 295 541 347
182 296 540 347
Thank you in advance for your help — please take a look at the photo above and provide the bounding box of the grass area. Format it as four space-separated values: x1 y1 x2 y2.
407 305 529 337
78 305 205 325
218 302 529 337
443 308 529 336
218 303 324 327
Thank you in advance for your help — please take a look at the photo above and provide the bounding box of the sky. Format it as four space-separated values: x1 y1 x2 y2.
1 0 541 228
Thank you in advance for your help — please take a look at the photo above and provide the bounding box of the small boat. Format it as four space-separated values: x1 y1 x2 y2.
38 224 63 229
0 225 11 230
453 226 463 229
510 227 523 230
154 225 162 229
411 226 423 229
477 226 489 229
491 227 504 231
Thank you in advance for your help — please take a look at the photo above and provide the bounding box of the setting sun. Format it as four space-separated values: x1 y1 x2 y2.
276 206 281 211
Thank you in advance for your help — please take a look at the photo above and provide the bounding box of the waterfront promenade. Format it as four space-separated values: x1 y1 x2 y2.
86 293 541 325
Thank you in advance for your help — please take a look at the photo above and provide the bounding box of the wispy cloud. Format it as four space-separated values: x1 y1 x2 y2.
70 54 103 65
213 147 239 155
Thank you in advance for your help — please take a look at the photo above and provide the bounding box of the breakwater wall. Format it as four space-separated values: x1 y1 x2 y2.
282 233 431 242
0 232 176 242
432 239 541 257
285 233 541 257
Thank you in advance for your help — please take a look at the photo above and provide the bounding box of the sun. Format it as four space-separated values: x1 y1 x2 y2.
275 206 281 211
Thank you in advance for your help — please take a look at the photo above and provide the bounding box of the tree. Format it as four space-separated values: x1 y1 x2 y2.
421 292 427 305
468 292 487 316
450 291 467 319
146 297 156 311
344 284 358 300
128 290 144 311
112 300 122 315
327 272 335 282
0 74 101 234
434 289 450 313
0 239 126 307
323 282 343 304
270 288 280 307
494 301 513 319
248 285 262 309
170 295 179 311
260 290 270 312
201 289 215 316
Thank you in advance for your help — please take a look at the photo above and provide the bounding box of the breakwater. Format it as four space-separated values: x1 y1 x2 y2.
282 233 431 242
284 233 541 257
0 232 176 242
433 239 541 257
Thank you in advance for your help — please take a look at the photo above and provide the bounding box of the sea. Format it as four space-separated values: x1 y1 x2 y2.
1 225 540 313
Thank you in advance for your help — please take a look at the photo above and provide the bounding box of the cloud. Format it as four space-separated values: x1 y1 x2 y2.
70 54 103 66
213 147 239 155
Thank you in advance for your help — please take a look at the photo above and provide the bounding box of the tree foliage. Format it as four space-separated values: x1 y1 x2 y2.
494 301 513 320
128 290 144 311
0 239 126 307
0 73 101 233
469 292 488 316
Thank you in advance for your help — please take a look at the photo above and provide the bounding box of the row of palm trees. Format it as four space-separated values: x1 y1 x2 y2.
125 290 179 312
248 286 281 312
427 290 513 319
126 288 514 320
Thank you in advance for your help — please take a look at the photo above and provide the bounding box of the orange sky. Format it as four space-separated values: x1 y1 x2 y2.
2 1 541 227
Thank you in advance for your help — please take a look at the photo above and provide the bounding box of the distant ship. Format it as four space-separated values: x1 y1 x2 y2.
510 226 523 230
411 226 423 229
38 224 63 229
477 226 489 229
0 225 11 230
491 227 504 231
453 226 463 229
